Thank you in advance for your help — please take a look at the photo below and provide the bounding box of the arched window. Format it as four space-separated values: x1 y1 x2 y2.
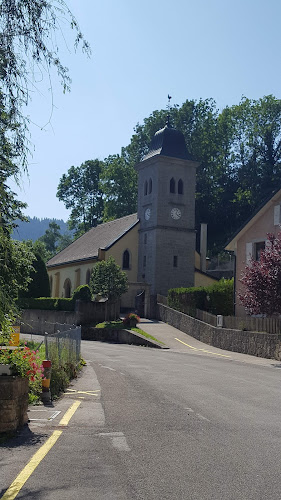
63 278 72 298
86 269 91 285
122 249 130 269
148 178 152 194
170 177 175 193
144 180 148 196
178 179 183 194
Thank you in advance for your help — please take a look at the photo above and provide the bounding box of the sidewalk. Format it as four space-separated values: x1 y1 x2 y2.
139 318 280 368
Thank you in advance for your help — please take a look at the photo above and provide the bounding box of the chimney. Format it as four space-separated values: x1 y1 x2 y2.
200 223 207 273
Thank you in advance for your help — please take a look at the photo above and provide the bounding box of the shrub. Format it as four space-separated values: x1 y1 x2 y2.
18 297 57 310
72 285 92 302
168 279 234 316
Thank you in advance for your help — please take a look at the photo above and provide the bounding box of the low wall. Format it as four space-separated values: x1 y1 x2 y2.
20 299 120 334
81 327 164 348
158 304 281 360
0 377 29 433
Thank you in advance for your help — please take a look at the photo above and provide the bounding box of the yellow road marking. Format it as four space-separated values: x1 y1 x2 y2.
1 430 62 500
197 348 230 358
175 338 197 349
66 389 100 395
59 400 81 426
175 338 231 358
1 400 81 500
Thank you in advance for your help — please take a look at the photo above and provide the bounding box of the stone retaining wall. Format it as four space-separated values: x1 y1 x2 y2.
20 299 120 334
158 304 281 360
81 327 163 348
0 377 29 433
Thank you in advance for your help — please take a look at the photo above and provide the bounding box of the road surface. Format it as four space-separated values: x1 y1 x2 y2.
1 324 281 499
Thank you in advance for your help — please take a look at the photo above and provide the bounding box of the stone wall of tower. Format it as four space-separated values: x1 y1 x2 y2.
136 154 198 296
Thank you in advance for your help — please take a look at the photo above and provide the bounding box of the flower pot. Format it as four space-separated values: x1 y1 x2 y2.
129 320 137 328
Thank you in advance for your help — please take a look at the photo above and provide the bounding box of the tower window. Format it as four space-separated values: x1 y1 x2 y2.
173 256 178 268
144 233 147 244
170 178 175 193
123 250 130 269
148 178 152 194
178 179 183 194
144 180 148 196
143 255 146 268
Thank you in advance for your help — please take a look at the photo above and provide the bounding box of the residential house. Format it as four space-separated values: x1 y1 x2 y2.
225 187 281 316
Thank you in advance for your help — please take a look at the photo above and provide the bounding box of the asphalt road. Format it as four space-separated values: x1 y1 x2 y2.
1 330 281 499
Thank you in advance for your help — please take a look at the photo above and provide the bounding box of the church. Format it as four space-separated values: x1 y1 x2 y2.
47 119 217 316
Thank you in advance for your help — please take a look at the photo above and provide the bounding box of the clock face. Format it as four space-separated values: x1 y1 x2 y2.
144 208 151 220
170 207 182 220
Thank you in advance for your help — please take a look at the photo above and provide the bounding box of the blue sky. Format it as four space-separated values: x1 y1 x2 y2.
11 0 281 221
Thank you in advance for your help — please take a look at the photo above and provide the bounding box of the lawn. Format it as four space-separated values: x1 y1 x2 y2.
95 320 165 345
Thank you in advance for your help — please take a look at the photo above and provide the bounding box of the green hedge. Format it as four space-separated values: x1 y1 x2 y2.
18 285 92 311
72 285 91 302
167 279 234 316
18 297 75 311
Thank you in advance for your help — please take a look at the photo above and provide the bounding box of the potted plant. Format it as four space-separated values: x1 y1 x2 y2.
122 313 140 328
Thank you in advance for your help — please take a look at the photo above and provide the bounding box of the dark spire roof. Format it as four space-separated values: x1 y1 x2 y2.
142 122 191 161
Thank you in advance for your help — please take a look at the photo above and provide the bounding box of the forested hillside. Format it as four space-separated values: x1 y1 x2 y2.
12 217 69 242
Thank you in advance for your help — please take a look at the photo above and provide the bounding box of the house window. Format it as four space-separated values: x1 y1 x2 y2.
122 250 130 269
75 268 81 289
178 179 183 194
274 204 281 225
255 241 265 261
144 180 148 196
64 278 71 298
143 255 146 268
86 269 91 285
54 272 60 297
144 233 147 244
170 178 175 193
148 178 152 194
173 256 178 268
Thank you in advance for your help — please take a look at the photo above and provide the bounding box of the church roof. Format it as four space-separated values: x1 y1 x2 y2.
142 123 192 161
47 213 139 268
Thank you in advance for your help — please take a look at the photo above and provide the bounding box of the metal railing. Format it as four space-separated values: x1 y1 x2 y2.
44 325 81 367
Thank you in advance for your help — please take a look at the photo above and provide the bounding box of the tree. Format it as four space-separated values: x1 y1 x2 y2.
19 252 50 298
38 221 62 254
56 96 281 254
0 227 35 331
90 257 128 300
0 0 90 169
57 160 104 236
100 155 137 221
0 1 89 331
239 233 281 316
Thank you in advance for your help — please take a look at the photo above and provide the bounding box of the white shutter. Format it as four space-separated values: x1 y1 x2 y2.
265 239 271 249
274 204 280 225
246 242 253 264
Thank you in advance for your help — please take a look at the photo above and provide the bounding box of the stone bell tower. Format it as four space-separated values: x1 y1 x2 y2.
135 118 199 297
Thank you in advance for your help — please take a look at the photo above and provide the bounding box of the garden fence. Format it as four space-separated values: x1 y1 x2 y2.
156 295 281 334
44 325 81 367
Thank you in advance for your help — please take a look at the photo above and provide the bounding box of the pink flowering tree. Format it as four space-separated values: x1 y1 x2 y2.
239 232 281 316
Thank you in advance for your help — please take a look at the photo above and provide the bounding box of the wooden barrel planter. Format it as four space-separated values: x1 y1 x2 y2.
0 376 29 433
